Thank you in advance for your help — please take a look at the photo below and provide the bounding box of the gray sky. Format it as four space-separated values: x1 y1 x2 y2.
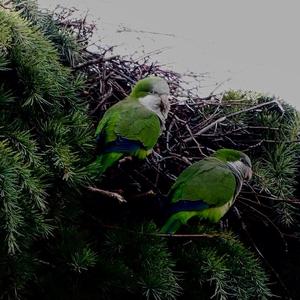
38 0 300 110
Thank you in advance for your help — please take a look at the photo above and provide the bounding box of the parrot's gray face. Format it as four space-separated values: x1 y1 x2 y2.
139 91 170 127
242 163 253 181
150 78 170 119
137 77 170 129
240 156 253 181
227 157 253 182
158 94 171 120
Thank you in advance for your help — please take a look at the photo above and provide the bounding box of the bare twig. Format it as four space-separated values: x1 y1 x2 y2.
101 223 225 238
131 190 156 200
74 55 119 69
234 207 291 299
156 232 225 238
184 99 280 142
209 77 232 96
88 186 127 203
238 201 288 252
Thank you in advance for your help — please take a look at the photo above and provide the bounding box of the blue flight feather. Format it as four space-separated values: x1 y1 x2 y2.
102 136 143 153
166 199 210 216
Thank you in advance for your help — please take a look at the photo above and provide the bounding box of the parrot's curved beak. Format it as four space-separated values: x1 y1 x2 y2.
160 94 170 119
245 167 253 181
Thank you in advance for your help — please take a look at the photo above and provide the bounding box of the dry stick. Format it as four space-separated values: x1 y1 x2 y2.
184 99 280 143
88 186 127 203
202 125 279 137
73 55 119 70
238 201 288 252
245 139 265 150
132 169 159 192
158 154 192 166
185 123 206 156
131 190 156 201
90 89 113 115
245 139 300 144
209 77 232 96
117 27 176 38
242 192 300 204
155 232 225 238
239 196 273 210
101 223 224 238
233 207 291 299
245 182 261 204
113 68 136 83
146 159 177 182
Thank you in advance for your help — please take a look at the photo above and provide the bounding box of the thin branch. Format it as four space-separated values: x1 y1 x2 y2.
73 55 119 69
238 201 288 252
87 186 127 203
239 197 271 210
101 223 225 238
184 99 280 142
155 232 225 238
242 191 300 204
209 77 232 96
131 190 156 201
233 207 291 299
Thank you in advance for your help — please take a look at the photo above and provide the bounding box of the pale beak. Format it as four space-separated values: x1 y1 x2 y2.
160 94 170 119
245 167 253 181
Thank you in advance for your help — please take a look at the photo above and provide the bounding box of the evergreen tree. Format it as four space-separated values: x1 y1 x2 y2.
2 2 296 299
176 225 272 300
0 6 94 298
221 90 300 228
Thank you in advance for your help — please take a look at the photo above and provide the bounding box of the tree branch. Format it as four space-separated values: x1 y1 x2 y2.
73 55 119 69
184 99 281 143
88 186 127 203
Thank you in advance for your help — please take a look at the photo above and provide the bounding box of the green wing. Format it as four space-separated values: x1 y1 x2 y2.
96 97 161 150
169 158 237 207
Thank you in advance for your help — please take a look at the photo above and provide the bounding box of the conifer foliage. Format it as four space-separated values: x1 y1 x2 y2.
0 6 93 298
2 1 300 299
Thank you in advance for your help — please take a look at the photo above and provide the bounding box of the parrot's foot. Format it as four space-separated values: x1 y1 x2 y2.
88 186 127 203
220 219 229 231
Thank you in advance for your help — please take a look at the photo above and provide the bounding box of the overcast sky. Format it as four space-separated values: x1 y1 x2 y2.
38 0 300 110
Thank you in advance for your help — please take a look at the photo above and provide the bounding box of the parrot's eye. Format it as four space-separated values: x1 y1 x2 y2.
240 157 250 167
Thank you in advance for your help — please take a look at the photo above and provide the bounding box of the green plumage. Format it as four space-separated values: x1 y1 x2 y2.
160 149 252 234
92 76 169 175
96 98 161 151
92 153 124 175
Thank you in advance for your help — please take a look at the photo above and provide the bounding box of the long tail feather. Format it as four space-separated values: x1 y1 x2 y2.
160 200 209 234
159 216 182 234
87 153 123 177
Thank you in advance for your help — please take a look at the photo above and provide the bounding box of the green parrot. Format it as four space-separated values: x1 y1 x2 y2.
92 76 170 175
160 149 252 234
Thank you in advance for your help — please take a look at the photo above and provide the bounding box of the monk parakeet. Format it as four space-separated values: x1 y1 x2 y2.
92 76 170 175
160 149 252 234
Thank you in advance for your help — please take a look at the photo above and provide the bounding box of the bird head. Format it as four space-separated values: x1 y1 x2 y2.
212 148 253 181
130 76 170 124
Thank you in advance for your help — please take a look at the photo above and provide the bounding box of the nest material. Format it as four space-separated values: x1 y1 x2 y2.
77 49 288 195
55 6 300 226
3 3 299 298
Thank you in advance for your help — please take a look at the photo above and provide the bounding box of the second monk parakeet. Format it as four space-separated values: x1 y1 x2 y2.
160 149 252 234
93 76 170 175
